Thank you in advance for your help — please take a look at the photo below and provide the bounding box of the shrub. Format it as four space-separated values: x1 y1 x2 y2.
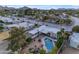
39 48 46 54
0 26 4 31
65 19 72 25
72 25 79 33
50 46 58 54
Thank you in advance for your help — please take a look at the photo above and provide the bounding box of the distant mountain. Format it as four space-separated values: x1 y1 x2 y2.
0 6 15 10
18 6 31 10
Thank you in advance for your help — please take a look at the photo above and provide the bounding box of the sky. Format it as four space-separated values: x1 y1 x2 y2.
2 5 79 9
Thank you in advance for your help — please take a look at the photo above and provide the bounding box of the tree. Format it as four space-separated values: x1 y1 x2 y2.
56 28 70 48
6 27 29 52
72 25 79 33
0 26 4 32
42 16 49 21
0 26 4 30
39 48 46 54
58 19 65 24
17 9 24 17
65 19 72 25
56 32 64 48
0 20 4 23
26 37 32 44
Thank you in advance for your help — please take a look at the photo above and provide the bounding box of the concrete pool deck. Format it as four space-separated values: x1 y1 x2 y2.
22 35 56 53
21 35 44 53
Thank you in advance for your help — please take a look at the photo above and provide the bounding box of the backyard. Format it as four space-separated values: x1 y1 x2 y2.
21 35 45 54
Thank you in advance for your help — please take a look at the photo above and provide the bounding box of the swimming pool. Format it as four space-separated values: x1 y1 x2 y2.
44 37 55 52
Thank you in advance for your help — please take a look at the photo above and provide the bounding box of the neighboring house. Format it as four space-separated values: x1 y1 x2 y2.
6 22 35 30
0 16 27 24
70 33 79 49
59 14 68 20
0 16 13 23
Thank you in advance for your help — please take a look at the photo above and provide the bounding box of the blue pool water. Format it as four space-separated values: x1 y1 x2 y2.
44 37 54 52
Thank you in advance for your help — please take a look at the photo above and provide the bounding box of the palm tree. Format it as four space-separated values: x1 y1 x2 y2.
6 27 29 53
56 28 70 48
61 28 70 40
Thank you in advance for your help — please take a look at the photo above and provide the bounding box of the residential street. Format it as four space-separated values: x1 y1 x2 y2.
25 16 79 31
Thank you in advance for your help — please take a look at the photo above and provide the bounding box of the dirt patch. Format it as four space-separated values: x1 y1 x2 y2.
0 31 9 40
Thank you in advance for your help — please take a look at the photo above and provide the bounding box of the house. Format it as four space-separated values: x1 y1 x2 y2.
70 33 79 49
0 16 13 23
59 13 68 19
6 22 35 30
29 25 60 38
